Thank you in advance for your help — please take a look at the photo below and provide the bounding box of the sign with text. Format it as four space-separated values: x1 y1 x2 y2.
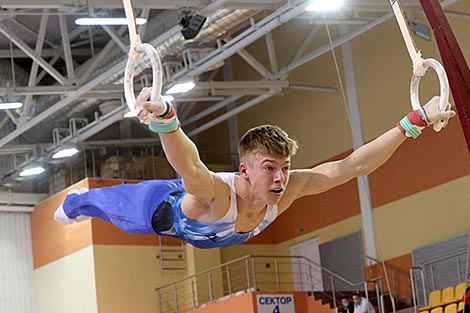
256 294 295 313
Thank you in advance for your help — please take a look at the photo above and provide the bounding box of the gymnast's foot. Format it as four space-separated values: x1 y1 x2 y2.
54 188 92 225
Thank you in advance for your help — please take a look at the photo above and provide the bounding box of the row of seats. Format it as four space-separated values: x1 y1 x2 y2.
421 302 465 313
419 283 467 312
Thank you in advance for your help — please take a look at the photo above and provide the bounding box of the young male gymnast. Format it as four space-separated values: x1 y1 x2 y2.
55 88 455 248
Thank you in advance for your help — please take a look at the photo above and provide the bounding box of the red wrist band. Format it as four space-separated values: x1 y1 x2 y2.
407 110 427 127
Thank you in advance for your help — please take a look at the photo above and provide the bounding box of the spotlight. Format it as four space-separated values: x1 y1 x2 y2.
179 13 207 40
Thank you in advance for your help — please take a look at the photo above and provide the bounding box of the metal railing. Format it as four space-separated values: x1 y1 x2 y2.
367 255 412 312
411 249 470 309
155 255 388 313
410 266 427 313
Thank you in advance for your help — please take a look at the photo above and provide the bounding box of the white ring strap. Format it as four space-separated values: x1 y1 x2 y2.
122 0 163 118
390 0 450 131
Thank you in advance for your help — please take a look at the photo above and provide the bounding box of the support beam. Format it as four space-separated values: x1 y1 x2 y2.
0 205 34 213
183 95 243 126
76 26 127 85
0 22 68 85
237 49 276 80
0 48 96 58
9 17 57 49
59 14 75 81
101 26 127 52
0 0 282 10
187 93 274 136
280 12 393 75
0 192 47 205
340 24 377 260
419 0 470 155
24 11 49 118
281 25 321 79
265 32 278 74
176 0 313 79
36 55 60 85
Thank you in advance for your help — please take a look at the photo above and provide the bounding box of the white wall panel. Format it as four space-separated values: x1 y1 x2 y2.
0 212 34 313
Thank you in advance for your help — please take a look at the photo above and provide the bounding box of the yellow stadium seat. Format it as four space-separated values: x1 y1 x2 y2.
443 287 456 305
453 283 467 303
458 302 464 312
431 307 444 313
420 290 443 311
445 303 457 313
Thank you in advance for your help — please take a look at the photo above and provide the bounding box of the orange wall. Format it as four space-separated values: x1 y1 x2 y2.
31 180 93 269
31 178 180 269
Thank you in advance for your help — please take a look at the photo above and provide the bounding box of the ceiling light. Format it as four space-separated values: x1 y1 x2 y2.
166 82 196 94
19 166 45 177
161 95 175 102
305 0 343 11
75 17 147 26
52 148 79 159
0 102 23 110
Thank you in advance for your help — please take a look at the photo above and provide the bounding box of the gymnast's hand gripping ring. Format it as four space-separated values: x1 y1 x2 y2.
390 0 451 132
122 0 163 119
410 58 450 132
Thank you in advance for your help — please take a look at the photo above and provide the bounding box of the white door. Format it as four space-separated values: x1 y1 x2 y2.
290 237 323 292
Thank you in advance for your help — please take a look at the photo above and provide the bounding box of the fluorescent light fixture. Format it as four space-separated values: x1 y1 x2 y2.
0 102 23 110
162 95 175 102
306 0 343 11
52 148 79 159
19 166 45 177
166 82 196 94
75 17 147 26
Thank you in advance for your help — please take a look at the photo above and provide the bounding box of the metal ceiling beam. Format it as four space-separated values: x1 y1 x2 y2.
187 93 274 136
59 14 76 81
0 0 283 10
0 48 98 58
76 26 127 84
183 95 243 126
175 0 312 79
236 49 276 80
0 0 233 148
101 26 127 53
279 12 394 75
0 80 286 97
9 17 57 49
265 32 278 74
0 85 122 96
0 192 47 205
0 205 35 213
24 12 49 118
0 22 68 85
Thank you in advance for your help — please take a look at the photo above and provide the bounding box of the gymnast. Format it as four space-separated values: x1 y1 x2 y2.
54 89 455 248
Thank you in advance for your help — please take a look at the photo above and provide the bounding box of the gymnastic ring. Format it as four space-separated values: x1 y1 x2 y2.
124 43 163 118
410 58 450 132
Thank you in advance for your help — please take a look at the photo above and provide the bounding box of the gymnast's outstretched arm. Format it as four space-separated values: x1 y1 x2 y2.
136 89 218 203
288 97 456 199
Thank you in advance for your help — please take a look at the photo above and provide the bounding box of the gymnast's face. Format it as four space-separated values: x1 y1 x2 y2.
240 150 290 205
